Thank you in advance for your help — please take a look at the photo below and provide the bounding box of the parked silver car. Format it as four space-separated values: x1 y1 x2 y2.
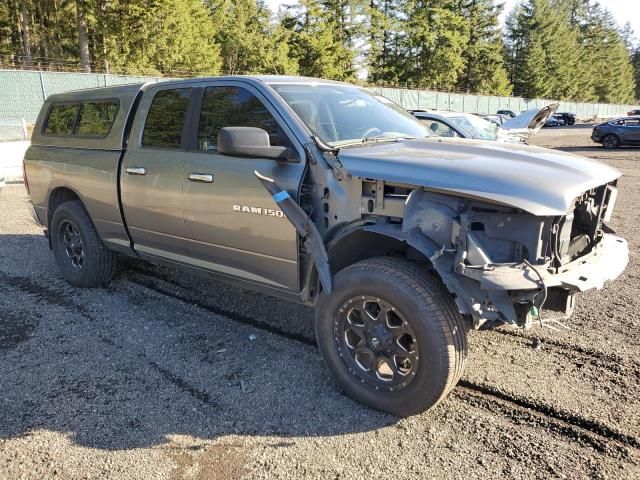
413 104 557 144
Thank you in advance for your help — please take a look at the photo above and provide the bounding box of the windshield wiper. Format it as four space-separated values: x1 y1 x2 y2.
335 135 418 149
363 134 417 143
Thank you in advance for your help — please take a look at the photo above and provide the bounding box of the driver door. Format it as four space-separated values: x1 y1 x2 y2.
182 81 306 291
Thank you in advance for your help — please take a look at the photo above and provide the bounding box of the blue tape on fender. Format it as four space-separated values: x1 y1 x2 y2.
272 191 290 203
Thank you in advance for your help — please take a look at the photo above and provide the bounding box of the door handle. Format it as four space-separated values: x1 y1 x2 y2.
126 167 146 175
188 173 214 183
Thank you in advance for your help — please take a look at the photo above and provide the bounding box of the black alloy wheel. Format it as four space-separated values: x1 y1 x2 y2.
336 295 419 391
58 219 85 270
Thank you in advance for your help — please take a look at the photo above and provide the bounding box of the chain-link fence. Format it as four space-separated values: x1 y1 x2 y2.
0 69 638 123
0 69 163 123
369 87 639 120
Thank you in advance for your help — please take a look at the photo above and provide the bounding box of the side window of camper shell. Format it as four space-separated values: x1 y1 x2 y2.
43 100 119 137
44 103 80 135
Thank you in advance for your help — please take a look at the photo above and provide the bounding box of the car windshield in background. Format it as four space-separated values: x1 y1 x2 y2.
449 114 498 141
270 83 431 147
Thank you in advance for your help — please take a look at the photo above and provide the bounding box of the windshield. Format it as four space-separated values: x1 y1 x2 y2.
448 114 498 141
270 83 431 146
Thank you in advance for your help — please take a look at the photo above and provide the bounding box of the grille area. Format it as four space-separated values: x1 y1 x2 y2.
554 184 611 266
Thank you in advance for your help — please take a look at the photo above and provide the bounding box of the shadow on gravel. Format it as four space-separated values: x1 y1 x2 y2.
0 235 395 451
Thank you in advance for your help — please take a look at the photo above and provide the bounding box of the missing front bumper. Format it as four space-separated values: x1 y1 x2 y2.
478 234 628 292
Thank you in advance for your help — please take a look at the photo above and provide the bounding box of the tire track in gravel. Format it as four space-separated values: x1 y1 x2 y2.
0 271 90 315
123 268 640 455
490 329 639 378
0 270 219 407
127 260 638 376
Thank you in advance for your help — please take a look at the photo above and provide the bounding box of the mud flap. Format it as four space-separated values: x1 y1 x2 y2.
254 170 332 294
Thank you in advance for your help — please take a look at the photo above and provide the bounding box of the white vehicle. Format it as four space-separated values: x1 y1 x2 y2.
0 118 30 187
414 103 558 144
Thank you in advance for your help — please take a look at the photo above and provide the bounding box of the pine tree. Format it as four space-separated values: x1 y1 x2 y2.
207 0 297 75
586 8 636 103
103 0 222 76
367 0 404 84
398 0 469 89
456 0 512 95
507 0 588 100
564 1 635 103
632 47 640 101
280 0 357 80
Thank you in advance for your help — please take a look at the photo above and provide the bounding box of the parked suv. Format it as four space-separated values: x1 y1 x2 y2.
24 77 628 416
591 116 640 148
555 112 576 125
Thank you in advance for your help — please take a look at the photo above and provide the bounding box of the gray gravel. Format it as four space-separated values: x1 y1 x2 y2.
1 126 639 479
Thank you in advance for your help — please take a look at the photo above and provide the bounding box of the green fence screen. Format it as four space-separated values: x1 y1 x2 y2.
0 69 637 123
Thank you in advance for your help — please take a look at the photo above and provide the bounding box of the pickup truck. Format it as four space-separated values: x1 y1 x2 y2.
24 76 628 416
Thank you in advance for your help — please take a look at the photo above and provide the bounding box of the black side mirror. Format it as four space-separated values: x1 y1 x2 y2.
217 127 298 162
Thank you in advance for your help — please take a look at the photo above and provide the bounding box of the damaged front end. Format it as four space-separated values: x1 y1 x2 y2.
399 184 628 329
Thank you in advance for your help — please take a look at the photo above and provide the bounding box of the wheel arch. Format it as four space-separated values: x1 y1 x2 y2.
302 222 433 305
46 186 90 249
47 186 82 228
303 221 479 323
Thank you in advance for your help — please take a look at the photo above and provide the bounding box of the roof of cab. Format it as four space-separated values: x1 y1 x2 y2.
44 75 350 101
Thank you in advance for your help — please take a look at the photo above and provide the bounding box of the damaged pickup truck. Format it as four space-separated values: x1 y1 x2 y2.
24 77 628 416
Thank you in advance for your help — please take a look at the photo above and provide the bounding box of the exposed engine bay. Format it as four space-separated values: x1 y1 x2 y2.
357 179 626 329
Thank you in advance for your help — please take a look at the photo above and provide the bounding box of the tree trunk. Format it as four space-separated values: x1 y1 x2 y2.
19 0 33 67
76 0 91 72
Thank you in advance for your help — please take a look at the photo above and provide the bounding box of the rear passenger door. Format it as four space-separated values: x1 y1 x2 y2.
120 85 194 261
182 81 306 291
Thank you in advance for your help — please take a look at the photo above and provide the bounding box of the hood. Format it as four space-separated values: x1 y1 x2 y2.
337 138 620 216
501 103 559 138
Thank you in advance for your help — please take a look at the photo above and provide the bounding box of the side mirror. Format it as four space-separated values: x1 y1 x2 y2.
217 127 298 162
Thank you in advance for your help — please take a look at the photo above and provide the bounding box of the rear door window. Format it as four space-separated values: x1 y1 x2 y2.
44 103 79 135
197 86 286 151
142 88 192 149
76 101 119 136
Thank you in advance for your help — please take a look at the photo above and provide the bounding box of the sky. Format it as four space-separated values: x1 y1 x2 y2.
264 0 640 37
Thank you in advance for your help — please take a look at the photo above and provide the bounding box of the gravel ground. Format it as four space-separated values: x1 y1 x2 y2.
1 126 639 479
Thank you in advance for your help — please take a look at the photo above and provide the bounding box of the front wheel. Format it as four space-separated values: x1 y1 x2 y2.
315 257 468 417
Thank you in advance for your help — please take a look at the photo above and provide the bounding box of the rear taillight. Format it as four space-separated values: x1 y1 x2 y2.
22 160 30 195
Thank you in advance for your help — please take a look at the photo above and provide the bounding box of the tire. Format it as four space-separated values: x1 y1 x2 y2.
315 257 468 417
567 119 575 126
602 134 620 149
51 200 117 288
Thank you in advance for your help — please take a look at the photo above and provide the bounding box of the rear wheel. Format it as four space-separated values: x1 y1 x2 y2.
315 257 468 417
602 134 620 149
51 200 117 287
